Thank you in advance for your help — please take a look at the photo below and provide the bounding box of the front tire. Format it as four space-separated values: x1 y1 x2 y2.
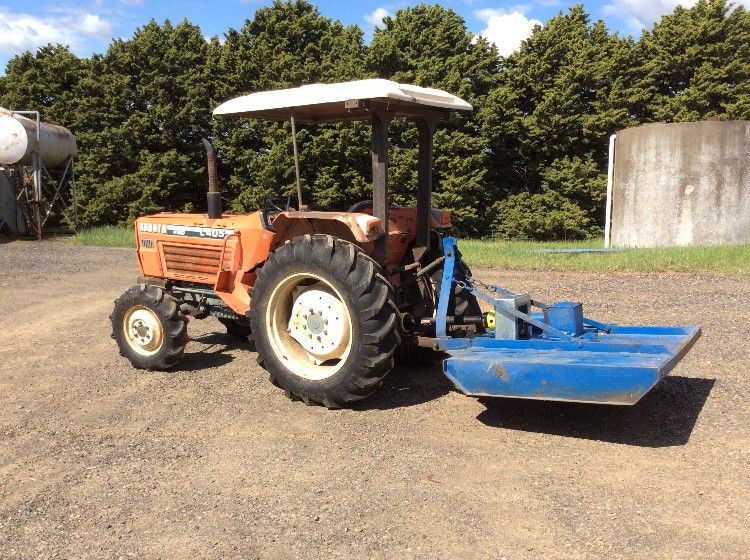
249 234 399 408
111 284 189 369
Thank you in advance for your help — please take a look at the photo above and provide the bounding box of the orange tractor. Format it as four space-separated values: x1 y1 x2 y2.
112 80 700 409
112 80 478 407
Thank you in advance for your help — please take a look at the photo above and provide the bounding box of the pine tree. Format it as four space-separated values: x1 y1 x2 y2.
481 5 638 239
1 0 745 238
0 45 88 126
638 0 750 121
72 20 217 226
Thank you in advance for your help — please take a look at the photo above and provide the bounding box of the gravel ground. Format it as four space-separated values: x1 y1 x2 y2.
0 239 747 559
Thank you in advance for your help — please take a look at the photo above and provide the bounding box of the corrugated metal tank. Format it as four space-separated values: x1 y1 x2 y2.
0 110 76 169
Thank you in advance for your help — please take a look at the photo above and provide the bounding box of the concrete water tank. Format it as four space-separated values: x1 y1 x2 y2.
610 120 750 247
0 110 76 169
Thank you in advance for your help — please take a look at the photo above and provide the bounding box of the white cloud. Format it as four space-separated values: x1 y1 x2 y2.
603 0 750 30
364 7 391 29
476 8 541 57
0 8 113 55
78 14 112 37
603 0 697 29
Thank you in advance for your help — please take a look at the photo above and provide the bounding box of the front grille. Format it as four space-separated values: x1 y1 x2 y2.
161 243 233 281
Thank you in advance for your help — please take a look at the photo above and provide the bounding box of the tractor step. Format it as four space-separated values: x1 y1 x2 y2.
441 326 701 405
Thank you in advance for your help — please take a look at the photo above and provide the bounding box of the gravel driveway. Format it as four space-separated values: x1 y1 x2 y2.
0 239 747 559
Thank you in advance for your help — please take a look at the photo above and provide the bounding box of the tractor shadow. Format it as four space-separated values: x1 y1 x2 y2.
475 375 715 447
177 332 252 371
353 360 454 411
175 336 713 447
359 360 713 447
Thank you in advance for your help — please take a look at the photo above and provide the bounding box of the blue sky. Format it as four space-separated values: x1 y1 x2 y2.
0 0 745 70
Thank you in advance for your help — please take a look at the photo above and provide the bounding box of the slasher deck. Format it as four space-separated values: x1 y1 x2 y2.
441 326 701 405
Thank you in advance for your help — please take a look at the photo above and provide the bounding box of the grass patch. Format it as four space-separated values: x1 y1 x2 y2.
459 238 750 277
69 226 134 247
65 226 749 276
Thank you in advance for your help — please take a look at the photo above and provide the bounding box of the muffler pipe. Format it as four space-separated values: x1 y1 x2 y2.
202 138 222 219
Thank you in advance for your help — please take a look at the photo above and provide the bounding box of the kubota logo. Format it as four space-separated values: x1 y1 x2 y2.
139 222 235 238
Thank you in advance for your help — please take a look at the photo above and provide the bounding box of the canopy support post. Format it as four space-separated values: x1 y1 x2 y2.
290 112 303 210
415 116 438 259
371 110 393 261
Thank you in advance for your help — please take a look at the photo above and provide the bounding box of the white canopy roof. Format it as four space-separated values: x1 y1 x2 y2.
213 79 472 122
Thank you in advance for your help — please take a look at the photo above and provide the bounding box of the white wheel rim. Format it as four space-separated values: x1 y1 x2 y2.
266 273 353 381
123 306 164 356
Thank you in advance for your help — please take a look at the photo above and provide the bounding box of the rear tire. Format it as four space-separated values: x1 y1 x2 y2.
111 285 189 369
249 234 399 408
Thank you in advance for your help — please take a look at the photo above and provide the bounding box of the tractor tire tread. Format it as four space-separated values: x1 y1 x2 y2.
249 234 398 408
111 284 188 370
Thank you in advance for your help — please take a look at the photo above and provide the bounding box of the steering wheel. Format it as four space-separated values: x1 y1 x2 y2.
347 200 373 214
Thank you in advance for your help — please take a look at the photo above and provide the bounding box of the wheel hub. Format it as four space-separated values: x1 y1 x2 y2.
132 320 151 342
306 313 325 335
124 307 164 356
287 288 350 365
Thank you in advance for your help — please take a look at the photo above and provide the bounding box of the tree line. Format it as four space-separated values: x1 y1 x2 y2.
1 0 748 239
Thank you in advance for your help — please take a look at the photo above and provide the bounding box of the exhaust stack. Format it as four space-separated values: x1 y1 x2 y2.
202 138 221 219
